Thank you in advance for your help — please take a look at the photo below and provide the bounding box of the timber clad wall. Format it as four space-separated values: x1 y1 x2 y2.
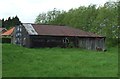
78 37 105 50
11 23 106 51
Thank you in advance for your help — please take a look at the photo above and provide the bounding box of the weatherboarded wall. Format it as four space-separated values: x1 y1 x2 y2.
78 37 105 51
11 25 32 48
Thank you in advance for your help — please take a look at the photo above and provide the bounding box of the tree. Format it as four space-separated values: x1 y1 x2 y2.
35 8 63 24
2 16 21 29
13 16 21 25
35 13 47 24
2 19 4 27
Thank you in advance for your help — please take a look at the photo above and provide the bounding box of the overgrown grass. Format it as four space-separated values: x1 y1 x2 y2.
2 44 118 77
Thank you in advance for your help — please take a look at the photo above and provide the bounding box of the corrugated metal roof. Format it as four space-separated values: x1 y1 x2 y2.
23 23 104 37
23 23 38 35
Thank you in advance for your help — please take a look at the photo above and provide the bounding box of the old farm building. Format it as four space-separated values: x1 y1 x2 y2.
11 23 106 51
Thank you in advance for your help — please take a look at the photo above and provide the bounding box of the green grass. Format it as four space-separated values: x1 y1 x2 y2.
2 44 118 77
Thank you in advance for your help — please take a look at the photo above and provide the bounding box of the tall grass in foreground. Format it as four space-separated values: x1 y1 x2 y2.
2 44 118 77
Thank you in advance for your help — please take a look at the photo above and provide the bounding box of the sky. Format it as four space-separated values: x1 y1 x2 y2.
0 0 116 23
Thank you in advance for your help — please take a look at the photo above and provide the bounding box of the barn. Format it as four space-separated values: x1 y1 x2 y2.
11 23 106 51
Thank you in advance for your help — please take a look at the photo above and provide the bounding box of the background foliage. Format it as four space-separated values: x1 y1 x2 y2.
2 16 21 29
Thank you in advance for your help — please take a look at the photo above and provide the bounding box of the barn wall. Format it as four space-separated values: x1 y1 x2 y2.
11 25 22 45
78 37 105 51
30 36 64 48
21 25 33 48
27 35 105 51
29 36 79 48
11 28 16 44
11 25 32 48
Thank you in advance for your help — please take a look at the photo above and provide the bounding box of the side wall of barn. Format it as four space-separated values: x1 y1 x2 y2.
29 35 67 48
78 37 105 51
28 36 79 48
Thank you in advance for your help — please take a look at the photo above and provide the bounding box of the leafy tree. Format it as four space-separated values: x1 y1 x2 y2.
35 8 64 24
35 13 47 24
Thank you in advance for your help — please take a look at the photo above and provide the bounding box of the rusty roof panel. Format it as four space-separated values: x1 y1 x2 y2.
29 24 104 37
2 27 14 35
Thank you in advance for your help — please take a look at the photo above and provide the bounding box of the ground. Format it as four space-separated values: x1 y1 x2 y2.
2 44 118 77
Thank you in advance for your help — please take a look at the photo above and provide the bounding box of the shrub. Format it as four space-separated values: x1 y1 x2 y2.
2 37 11 43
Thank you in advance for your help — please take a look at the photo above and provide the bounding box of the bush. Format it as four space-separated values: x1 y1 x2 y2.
2 37 11 43
106 38 118 47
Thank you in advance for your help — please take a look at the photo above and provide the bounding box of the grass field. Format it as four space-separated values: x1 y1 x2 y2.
2 44 118 77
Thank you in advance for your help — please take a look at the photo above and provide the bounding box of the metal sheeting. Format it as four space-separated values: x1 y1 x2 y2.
2 27 15 35
32 24 104 37
22 23 105 37
23 23 38 35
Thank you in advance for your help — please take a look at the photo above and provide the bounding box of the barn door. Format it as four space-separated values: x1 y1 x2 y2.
63 37 69 47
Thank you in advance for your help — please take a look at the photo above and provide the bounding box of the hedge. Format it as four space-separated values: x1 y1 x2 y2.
2 37 11 43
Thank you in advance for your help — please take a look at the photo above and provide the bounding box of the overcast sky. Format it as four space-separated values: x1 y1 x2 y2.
0 0 116 23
